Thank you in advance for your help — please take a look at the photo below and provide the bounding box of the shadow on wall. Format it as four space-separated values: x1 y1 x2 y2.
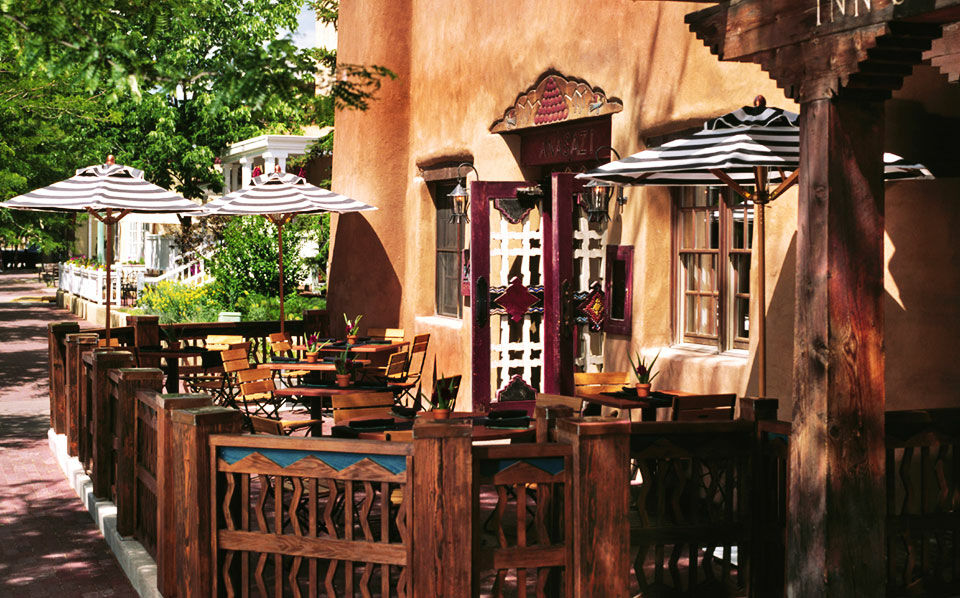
326 213 401 336
885 179 960 410
742 234 797 420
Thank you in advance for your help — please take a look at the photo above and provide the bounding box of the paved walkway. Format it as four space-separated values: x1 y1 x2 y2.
0 271 137 597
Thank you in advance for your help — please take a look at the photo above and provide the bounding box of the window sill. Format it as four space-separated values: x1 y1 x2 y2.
669 343 749 361
415 315 463 330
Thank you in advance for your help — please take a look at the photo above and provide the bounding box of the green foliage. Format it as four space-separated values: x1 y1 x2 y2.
234 292 326 322
137 280 222 324
134 280 325 324
205 216 307 305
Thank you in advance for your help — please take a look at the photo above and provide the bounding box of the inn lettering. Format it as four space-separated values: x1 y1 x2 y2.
816 0 904 26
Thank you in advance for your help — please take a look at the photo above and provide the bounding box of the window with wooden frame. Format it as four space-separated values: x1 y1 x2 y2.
674 186 752 350
432 181 464 318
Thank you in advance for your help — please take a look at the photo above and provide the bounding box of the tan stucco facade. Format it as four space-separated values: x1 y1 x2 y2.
328 1 960 417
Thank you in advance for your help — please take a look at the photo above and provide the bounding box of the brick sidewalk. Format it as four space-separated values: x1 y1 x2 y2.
0 272 137 597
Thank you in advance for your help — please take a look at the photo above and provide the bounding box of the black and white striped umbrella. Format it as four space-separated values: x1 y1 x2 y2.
577 99 931 397
2 162 202 212
203 171 376 216
1 158 201 342
576 105 930 186
202 169 376 333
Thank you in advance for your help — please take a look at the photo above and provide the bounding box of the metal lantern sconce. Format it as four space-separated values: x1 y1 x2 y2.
580 146 624 223
448 163 479 223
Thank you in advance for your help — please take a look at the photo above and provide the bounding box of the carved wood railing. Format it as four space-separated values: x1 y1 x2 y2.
628 421 754 598
210 434 413 597
886 409 960 597
472 443 573 597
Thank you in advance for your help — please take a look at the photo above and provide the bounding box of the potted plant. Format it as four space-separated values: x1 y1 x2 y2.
344 313 363 344
430 373 458 419
304 334 327 363
334 348 353 387
628 350 661 398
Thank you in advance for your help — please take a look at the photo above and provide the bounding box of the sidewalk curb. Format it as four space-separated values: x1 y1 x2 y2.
48 429 161 598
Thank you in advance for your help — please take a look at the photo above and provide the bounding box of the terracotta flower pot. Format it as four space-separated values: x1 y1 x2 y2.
335 373 351 388
346 334 357 345
432 408 450 420
305 352 318 363
635 383 651 398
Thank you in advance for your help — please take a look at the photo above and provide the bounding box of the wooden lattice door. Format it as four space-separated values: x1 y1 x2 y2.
469 175 582 411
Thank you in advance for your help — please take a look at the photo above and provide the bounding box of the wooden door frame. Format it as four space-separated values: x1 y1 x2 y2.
469 176 580 411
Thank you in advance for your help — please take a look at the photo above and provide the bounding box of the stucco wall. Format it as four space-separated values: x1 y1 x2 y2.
330 1 960 416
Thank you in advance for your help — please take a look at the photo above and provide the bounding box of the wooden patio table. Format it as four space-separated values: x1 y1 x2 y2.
256 358 371 373
578 388 694 421
294 339 409 354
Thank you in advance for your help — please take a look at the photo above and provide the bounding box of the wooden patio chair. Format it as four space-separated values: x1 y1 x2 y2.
535 392 584 413
574 371 629 416
403 333 430 388
268 331 308 386
367 327 405 342
205 334 245 351
670 393 737 421
331 391 396 424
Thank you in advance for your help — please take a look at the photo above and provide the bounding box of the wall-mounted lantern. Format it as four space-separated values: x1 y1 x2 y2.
448 163 479 223
579 146 624 223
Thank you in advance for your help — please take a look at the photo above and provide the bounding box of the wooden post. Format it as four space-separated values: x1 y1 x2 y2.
170 406 243 598
789 97 887 597
302 308 328 338
739 397 779 423
111 368 163 538
65 333 98 457
543 173 578 396
555 418 630 598
130 314 160 367
48 321 80 433
152 393 214 597
90 350 135 499
534 404 574 443
412 420 472 597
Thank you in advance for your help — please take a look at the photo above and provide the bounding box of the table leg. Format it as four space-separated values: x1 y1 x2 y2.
309 396 325 437
165 358 179 393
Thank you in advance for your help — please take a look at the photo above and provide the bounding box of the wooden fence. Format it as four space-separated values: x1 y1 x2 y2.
45 325 960 597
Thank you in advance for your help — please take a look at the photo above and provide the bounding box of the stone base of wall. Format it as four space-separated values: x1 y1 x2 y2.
57 290 131 329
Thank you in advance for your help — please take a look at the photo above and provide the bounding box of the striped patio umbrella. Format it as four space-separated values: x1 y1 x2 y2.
1 156 201 341
203 168 376 333
577 97 931 396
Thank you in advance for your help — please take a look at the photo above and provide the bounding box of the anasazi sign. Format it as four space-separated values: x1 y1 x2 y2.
816 0 905 25
519 119 611 167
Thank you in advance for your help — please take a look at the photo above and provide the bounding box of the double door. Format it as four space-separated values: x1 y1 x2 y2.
469 173 609 411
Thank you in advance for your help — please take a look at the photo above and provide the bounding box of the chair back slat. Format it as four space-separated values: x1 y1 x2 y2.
332 391 395 423
236 368 272 384
368 327 405 341
250 415 284 435
574 371 629 386
385 352 408 379
671 393 737 421
535 392 584 412
240 379 275 396
206 335 245 351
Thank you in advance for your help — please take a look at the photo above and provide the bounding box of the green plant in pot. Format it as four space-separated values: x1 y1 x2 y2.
304 334 328 363
334 348 353 387
430 364 458 419
629 350 661 398
343 313 363 344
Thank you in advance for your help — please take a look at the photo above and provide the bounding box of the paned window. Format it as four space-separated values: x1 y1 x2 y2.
675 187 752 350
434 181 463 318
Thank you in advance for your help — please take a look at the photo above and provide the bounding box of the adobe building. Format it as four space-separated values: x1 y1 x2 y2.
326 0 960 420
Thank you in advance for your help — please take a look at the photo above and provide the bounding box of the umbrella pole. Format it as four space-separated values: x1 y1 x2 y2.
105 216 113 344
754 167 769 397
277 220 286 335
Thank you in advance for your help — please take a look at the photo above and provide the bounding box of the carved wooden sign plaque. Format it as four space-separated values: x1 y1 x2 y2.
490 73 622 134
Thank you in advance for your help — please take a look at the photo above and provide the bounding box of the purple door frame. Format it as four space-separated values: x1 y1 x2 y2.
469 176 579 411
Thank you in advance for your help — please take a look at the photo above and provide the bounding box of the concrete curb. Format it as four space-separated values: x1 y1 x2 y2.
48 429 161 598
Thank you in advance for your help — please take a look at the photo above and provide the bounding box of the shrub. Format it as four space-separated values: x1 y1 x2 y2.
137 280 225 323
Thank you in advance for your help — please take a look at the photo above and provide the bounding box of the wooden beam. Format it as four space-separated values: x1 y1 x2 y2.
789 97 887 597
686 0 960 63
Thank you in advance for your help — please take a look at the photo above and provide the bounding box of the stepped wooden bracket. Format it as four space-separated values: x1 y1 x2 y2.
685 1 949 101
490 72 622 133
